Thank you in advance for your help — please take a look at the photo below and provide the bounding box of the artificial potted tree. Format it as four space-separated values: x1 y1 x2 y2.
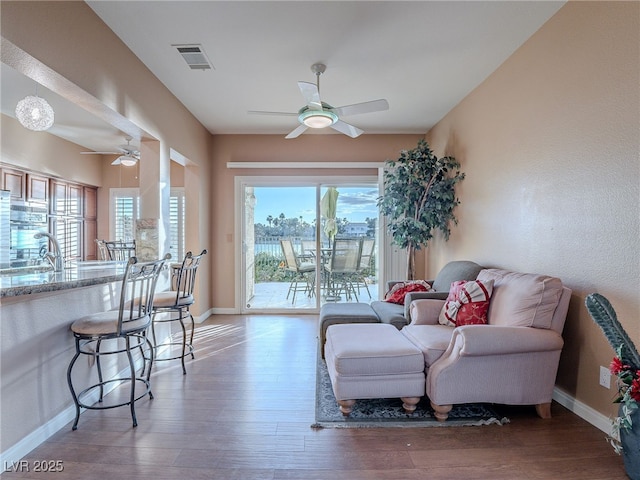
378 139 464 280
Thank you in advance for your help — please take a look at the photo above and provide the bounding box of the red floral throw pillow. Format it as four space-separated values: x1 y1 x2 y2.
384 280 431 305
438 280 494 327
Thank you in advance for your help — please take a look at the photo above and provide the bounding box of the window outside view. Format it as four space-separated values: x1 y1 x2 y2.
245 185 380 310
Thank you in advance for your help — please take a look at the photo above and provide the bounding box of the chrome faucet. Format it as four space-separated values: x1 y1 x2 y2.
34 232 64 272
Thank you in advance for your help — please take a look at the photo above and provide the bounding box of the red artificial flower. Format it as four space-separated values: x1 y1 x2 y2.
610 357 629 375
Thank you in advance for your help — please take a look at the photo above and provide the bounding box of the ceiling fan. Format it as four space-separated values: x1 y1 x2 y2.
81 137 140 166
248 63 389 139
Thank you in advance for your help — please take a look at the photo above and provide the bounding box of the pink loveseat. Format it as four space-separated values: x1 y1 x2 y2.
401 268 571 421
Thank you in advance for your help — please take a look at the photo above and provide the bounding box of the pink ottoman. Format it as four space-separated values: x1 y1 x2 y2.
324 323 426 416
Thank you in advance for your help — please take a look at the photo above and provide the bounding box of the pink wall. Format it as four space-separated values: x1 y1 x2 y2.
1 114 103 186
209 133 425 308
425 1 639 418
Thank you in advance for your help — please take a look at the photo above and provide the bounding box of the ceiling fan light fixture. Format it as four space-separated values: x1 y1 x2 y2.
299 110 337 129
118 155 138 167
15 95 55 131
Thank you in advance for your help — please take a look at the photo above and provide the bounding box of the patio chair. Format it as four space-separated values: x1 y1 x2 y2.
354 238 375 298
280 239 316 303
300 239 317 262
323 237 362 302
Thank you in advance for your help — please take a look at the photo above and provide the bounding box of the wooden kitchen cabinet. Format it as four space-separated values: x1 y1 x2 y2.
1 164 99 261
83 187 98 260
68 184 83 217
50 180 84 216
1 167 26 201
84 219 98 260
27 174 49 203
50 179 67 215
84 187 97 219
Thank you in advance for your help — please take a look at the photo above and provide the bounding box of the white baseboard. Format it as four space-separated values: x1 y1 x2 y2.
553 387 613 435
210 307 239 315
194 308 215 323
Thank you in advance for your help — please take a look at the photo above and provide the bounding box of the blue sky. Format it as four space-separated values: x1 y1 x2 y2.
253 186 379 224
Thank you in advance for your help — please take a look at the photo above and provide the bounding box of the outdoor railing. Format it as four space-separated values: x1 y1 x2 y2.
253 235 376 283
254 236 307 282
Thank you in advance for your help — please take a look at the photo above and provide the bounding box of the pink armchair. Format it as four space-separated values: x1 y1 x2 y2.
400 268 571 421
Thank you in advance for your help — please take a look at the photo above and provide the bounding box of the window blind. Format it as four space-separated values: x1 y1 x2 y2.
112 191 139 242
170 189 185 261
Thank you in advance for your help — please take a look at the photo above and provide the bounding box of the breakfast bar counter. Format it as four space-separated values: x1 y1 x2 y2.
0 261 129 298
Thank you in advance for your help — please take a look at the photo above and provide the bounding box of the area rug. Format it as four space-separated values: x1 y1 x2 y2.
313 357 509 429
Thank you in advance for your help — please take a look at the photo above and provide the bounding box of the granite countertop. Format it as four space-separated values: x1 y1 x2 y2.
0 261 129 298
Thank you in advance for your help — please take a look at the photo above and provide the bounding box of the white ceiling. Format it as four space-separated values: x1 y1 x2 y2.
2 1 565 149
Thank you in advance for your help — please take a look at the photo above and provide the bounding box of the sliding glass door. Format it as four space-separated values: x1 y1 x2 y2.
240 178 380 313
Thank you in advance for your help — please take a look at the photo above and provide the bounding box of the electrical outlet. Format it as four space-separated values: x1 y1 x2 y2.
599 365 611 389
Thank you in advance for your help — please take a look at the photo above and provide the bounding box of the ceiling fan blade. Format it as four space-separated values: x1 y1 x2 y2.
333 99 389 117
81 151 119 155
330 120 364 138
298 81 322 110
285 124 308 139
247 110 297 116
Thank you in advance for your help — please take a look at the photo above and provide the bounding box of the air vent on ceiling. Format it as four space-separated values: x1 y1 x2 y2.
173 44 213 70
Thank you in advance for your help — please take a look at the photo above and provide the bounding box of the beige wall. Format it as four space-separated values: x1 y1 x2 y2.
170 161 185 187
1 114 103 186
209 133 425 308
425 1 639 420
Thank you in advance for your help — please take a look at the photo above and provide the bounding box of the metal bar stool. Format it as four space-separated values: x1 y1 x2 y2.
104 240 137 261
150 249 207 374
95 239 109 261
66 254 170 430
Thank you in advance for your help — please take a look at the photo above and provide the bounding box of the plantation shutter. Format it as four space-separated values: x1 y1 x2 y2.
111 189 139 241
170 188 185 261
110 188 184 257
51 218 82 262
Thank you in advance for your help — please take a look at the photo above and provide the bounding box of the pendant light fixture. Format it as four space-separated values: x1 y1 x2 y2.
15 86 55 131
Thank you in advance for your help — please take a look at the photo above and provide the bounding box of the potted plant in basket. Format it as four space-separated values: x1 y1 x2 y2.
377 139 464 280
586 293 640 478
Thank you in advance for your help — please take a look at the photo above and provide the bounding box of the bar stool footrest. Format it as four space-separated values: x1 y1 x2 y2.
76 377 153 411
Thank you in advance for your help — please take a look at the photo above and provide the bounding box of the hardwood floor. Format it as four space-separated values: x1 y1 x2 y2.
3 314 628 479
